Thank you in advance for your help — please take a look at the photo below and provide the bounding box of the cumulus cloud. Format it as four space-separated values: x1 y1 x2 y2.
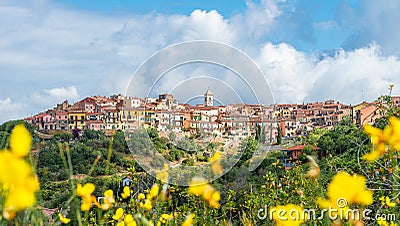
0 97 26 122
307 44 400 103
44 86 79 100
32 86 80 107
256 43 400 104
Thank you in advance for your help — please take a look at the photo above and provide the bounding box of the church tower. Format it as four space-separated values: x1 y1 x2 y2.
204 88 214 107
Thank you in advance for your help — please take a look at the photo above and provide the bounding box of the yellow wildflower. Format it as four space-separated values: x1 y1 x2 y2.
208 191 221 209
209 151 223 175
76 183 98 211
209 151 221 162
113 207 124 221
0 125 39 218
76 183 95 197
161 213 173 221
270 204 307 226
188 177 207 196
5 181 39 212
121 186 131 199
124 214 137 226
182 213 195 226
363 116 400 161
386 116 400 150
380 196 396 207
138 193 145 200
318 171 373 220
377 217 389 226
58 213 71 224
10 124 32 157
140 199 153 211
101 189 115 210
117 222 125 226
148 184 159 199
188 177 220 208
156 163 169 183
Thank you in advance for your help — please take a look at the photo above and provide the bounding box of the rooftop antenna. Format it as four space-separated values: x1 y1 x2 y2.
361 89 364 102
389 83 394 96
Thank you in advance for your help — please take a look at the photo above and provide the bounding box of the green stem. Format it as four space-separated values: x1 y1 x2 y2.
105 136 114 176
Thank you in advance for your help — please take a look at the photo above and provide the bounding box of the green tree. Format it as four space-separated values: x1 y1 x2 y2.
277 124 282 145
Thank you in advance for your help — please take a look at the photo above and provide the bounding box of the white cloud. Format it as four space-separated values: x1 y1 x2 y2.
44 86 79 100
256 42 400 104
32 86 80 108
257 42 322 103
0 97 26 123
307 44 400 103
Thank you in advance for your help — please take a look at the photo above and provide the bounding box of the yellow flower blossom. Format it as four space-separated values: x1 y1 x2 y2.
208 191 221 209
138 193 145 200
156 163 169 183
101 189 115 210
147 184 159 199
5 181 39 212
158 213 173 224
140 199 153 211
124 214 137 226
117 222 125 226
76 183 95 197
188 177 207 196
386 116 400 150
209 151 221 162
363 116 400 161
318 172 373 220
0 124 39 219
161 213 173 221
182 213 195 226
58 213 71 224
270 204 307 226
377 217 391 226
113 207 124 220
209 151 223 175
76 183 98 211
188 177 220 208
121 186 131 199
10 124 32 157
380 196 396 207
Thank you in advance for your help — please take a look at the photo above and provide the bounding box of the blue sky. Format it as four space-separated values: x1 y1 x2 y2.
1 0 400 122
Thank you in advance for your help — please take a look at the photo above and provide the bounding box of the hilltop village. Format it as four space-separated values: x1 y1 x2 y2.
24 89 400 142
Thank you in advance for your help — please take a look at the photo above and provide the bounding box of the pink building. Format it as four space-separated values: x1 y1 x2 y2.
42 114 56 131
55 111 68 130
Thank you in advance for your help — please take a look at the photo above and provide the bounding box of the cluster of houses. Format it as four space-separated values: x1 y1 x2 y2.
24 89 400 142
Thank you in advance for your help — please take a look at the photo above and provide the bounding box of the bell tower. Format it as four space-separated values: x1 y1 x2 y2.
204 88 214 107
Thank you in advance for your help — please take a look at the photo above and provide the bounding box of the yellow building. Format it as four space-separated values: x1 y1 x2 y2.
68 110 86 130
